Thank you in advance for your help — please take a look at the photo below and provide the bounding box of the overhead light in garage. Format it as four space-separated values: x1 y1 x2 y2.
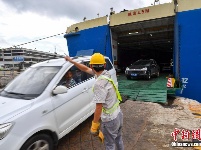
128 32 139 35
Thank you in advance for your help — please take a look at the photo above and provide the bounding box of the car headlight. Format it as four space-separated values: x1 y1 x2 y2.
0 123 13 140
141 67 147 71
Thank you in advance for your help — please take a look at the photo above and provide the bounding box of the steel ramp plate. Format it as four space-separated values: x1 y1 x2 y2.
117 74 168 103
118 80 138 88
119 89 139 100
119 89 167 103
136 90 167 103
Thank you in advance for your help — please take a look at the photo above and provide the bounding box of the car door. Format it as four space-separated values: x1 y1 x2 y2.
51 64 91 133
105 58 117 84
80 60 96 112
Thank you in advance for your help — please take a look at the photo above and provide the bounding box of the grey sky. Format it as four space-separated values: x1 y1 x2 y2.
2 0 154 22
0 0 172 54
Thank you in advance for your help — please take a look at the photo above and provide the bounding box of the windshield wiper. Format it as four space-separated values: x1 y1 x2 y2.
0 90 36 100
6 91 26 95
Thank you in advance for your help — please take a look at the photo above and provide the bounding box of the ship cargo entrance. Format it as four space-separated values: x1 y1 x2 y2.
110 16 175 103
110 16 174 74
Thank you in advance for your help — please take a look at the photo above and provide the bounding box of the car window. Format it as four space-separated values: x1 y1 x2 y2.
105 59 113 71
132 60 151 66
59 62 93 89
1 66 61 100
152 60 157 65
82 61 94 80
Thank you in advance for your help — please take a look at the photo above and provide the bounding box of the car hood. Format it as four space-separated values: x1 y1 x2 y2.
0 96 32 122
129 65 148 69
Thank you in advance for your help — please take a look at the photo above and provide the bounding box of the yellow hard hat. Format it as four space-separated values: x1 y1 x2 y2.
89 53 106 64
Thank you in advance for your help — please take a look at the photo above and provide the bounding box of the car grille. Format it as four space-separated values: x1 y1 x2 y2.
128 71 145 74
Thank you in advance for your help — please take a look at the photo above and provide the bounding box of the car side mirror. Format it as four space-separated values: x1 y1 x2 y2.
52 85 68 95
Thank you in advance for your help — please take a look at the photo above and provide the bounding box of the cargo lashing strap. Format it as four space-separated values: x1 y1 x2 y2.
97 75 122 114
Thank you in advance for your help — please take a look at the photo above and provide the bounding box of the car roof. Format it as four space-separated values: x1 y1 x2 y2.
138 59 156 61
31 55 109 67
32 58 66 67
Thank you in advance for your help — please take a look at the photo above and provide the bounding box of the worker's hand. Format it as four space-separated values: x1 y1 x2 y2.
64 55 72 62
90 121 100 136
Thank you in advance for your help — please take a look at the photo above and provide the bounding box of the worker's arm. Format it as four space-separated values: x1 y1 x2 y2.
90 103 102 135
93 103 104 143
93 103 102 123
64 56 93 75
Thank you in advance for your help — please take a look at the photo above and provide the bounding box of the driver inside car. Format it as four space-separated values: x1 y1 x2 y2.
62 70 77 88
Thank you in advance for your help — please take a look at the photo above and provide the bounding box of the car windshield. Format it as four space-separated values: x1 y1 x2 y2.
132 60 151 66
0 66 61 100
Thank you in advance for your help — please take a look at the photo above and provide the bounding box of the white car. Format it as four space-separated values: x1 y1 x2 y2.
0 56 117 150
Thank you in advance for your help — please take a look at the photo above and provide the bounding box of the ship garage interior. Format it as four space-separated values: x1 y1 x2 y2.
111 16 174 73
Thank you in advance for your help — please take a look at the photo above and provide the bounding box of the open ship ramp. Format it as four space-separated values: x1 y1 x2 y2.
118 74 168 103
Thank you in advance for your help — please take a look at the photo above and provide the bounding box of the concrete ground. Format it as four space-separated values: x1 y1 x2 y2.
57 97 200 150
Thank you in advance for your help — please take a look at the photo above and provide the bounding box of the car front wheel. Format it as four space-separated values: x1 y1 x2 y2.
20 134 54 150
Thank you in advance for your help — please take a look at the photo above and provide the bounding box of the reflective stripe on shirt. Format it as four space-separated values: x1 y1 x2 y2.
97 75 122 114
